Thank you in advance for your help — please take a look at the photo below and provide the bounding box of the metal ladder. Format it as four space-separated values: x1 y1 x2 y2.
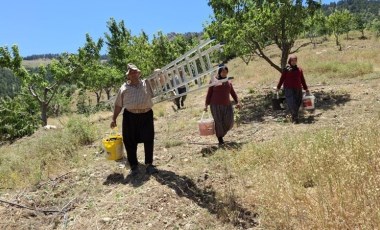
145 38 227 104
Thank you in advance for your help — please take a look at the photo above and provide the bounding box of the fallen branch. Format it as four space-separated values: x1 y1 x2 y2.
0 198 60 214
60 197 77 213
36 171 71 188
188 142 216 146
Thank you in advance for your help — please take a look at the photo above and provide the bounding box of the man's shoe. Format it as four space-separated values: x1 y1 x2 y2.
146 165 158 175
129 166 139 177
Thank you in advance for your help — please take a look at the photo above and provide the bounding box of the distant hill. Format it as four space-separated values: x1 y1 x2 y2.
23 53 109 61
22 32 204 61
322 0 380 15
23 53 60 60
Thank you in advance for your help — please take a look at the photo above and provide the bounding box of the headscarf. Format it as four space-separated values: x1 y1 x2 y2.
287 55 298 70
217 66 229 80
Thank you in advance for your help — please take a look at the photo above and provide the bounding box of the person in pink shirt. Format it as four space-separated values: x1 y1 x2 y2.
204 65 241 145
276 55 310 124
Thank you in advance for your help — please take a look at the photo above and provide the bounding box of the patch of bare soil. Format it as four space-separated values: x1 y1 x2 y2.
1 71 380 229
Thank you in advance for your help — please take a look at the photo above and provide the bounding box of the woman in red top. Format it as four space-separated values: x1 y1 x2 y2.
204 66 241 145
276 55 310 124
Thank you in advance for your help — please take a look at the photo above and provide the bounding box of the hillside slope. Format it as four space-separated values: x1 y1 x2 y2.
1 36 380 229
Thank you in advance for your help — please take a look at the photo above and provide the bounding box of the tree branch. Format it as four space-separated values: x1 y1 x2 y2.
28 86 43 103
247 40 282 73
0 198 60 214
47 85 60 105
60 197 77 213
290 42 311 54
274 34 282 50
46 82 58 91
36 172 71 188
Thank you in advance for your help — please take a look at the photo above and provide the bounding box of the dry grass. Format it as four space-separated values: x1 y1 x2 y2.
0 116 98 188
227 35 380 88
22 59 52 68
212 117 380 229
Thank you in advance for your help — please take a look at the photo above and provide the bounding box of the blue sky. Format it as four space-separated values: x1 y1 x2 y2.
1 0 335 57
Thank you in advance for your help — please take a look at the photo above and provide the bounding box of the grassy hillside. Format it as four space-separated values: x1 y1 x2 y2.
1 33 380 229
22 59 52 69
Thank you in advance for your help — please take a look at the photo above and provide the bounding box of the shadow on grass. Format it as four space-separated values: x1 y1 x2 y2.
200 141 245 157
237 89 351 124
312 90 351 110
153 169 258 228
103 165 151 187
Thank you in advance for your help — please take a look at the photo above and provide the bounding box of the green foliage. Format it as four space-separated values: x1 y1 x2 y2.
126 31 155 76
151 31 177 68
101 65 123 100
77 33 124 103
327 10 352 50
0 45 28 78
353 12 373 38
78 34 106 104
2 45 80 127
304 10 329 44
0 93 40 141
75 89 112 115
104 18 133 72
76 89 93 114
151 31 202 71
371 18 380 37
207 0 321 72
105 18 202 78
0 67 21 98
48 84 76 117
66 116 97 145
105 19 154 75
322 0 380 16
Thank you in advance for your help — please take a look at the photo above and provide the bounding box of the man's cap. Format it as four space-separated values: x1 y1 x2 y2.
126 63 140 75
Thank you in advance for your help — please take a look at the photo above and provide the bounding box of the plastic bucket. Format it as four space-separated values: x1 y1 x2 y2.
198 112 215 136
302 94 315 110
272 92 285 110
102 133 124 160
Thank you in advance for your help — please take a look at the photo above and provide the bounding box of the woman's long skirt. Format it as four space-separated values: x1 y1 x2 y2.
210 104 234 138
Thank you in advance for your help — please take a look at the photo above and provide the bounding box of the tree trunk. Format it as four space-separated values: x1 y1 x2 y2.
95 91 102 105
41 102 48 126
54 104 60 117
360 30 365 39
279 17 292 70
280 43 291 70
105 88 112 100
334 33 340 46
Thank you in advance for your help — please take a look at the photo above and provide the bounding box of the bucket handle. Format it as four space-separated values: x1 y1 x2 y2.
304 91 313 96
273 90 279 99
200 111 212 121
107 127 120 136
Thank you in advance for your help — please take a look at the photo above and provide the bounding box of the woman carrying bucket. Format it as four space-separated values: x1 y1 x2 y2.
276 55 310 124
111 63 158 176
204 65 241 145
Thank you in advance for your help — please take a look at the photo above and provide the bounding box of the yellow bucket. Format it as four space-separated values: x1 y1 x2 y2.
102 133 124 161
